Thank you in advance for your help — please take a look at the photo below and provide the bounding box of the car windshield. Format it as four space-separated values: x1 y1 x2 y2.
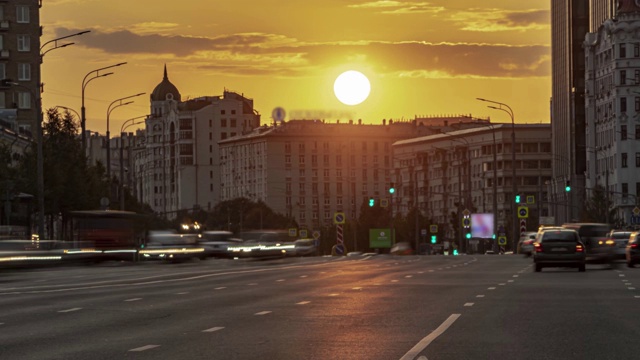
541 231 578 242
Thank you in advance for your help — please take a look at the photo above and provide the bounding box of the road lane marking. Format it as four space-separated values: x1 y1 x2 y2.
215 287 226 290
508 280 514 283
248 283 258 286
203 327 224 333
276 279 286 282
255 311 272 316
629 287 636 290
129 345 160 352
418 272 424 274
498 283 506 286
329 293 339 296
176 292 189 294
58 308 82 313
437 268 442 270
635 296 640 298
428 270 435 272
400 314 461 360
512 275 519 278
476 295 485 298
124 298 142 302
464 303 474 307
296 301 311 305
488 287 496 290
353 287 363 290
619 274 626 277
405 275 413 278
300 275 308 278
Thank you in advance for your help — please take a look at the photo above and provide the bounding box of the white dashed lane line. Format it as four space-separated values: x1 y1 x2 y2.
328 293 339 297
58 308 82 313
513 275 519 278
405 275 413 278
488 287 496 290
254 311 272 316
202 327 224 333
276 279 286 282
464 303 474 307
296 301 311 305
247 283 258 286
124 298 142 302
498 283 506 286
508 280 514 283
215 287 226 290
352 287 363 290
300 275 308 278
176 292 189 295
129 345 160 352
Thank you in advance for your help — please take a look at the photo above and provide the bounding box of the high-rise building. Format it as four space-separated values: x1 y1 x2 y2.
0 0 41 138
550 0 589 223
584 0 640 225
590 0 617 31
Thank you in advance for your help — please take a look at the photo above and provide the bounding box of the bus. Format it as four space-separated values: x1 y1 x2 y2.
64 210 147 262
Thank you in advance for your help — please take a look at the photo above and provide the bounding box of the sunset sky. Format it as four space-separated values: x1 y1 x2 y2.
40 0 551 134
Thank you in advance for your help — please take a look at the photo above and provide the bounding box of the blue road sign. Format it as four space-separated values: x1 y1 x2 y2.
335 244 345 255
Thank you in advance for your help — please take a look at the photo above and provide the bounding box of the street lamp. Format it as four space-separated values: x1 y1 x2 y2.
119 115 147 210
81 62 127 153
106 93 145 182
477 98 516 251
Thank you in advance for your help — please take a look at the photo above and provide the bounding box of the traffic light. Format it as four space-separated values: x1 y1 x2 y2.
389 182 395 194
465 232 471 239
453 249 459 256
369 197 375 207
515 193 521 203
565 180 571 192
430 235 436 244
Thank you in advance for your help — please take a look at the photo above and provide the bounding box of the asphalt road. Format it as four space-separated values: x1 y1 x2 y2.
0 255 638 360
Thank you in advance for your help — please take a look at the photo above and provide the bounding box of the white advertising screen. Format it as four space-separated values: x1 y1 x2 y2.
471 213 494 239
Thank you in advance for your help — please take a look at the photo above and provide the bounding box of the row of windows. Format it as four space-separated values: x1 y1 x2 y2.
284 141 391 153
0 5 30 23
619 124 640 140
0 34 32 52
0 91 31 109
619 153 640 168
0 63 32 81
285 154 390 166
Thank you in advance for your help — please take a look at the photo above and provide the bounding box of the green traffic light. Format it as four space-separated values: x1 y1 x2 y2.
453 249 459 256
389 188 395 194
565 186 571 192
369 198 375 207
430 235 436 244
465 233 471 239
515 195 521 203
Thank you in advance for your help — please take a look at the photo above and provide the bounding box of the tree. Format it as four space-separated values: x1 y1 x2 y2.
581 186 621 225
205 198 295 234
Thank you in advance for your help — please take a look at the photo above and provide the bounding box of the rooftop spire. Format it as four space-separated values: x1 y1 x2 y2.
163 64 168 80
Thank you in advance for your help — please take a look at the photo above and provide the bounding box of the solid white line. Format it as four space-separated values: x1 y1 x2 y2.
58 307 82 313
400 314 461 360
202 327 224 333
129 345 160 352
296 301 311 305
464 303 474 307
255 311 272 316
124 298 142 302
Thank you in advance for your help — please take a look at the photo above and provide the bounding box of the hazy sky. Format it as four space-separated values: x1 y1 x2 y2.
40 0 551 134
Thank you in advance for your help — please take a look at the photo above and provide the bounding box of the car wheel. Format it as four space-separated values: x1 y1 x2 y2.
579 264 586 272
535 264 542 272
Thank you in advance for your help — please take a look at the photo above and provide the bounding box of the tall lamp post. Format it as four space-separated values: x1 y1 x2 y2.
81 62 127 153
16 30 89 240
106 93 145 183
477 98 516 251
119 115 147 210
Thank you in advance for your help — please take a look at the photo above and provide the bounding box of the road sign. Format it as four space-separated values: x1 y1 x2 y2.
526 195 535 204
333 212 346 224
634 207 640 216
299 229 308 238
380 199 389 208
421 229 427 236
520 219 527 235
272 107 286 122
498 236 507 246
312 230 321 239
462 217 471 228
462 209 471 216
429 224 438 233
517 206 529 219
334 244 345 255
288 228 297 237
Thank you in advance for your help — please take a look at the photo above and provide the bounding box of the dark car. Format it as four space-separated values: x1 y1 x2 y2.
533 229 586 272
626 232 640 267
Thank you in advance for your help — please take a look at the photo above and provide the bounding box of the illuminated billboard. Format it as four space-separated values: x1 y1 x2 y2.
470 213 494 239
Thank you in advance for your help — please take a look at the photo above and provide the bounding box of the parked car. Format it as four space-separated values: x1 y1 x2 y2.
517 231 537 256
607 230 633 260
533 229 586 272
626 232 640 267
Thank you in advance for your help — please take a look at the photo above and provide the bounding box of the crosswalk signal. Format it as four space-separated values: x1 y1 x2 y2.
369 197 375 207
565 180 571 192
430 235 436 244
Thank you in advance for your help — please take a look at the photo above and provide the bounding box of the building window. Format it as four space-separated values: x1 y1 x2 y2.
221 118 227 127
622 153 628 168
16 5 29 23
0 92 5 108
221 110 225 115
17 35 30 52
621 70 627 84
621 97 627 113
0 63 4 80
636 153 640 167
18 63 30 81
636 44 640 57
636 125 640 140
622 183 629 197
230 119 236 127
285 155 291 164
231 109 236 115
18 92 30 109
299 155 305 164
636 97 640 112
622 125 628 140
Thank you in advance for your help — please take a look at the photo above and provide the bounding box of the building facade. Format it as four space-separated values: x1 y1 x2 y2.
393 124 552 248
218 118 460 230
551 0 590 224
130 67 261 217
584 0 640 225
0 0 41 138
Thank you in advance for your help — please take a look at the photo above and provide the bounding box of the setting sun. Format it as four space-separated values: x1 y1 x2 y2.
333 70 371 106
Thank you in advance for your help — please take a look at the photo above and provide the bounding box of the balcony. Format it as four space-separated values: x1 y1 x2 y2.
0 20 9 30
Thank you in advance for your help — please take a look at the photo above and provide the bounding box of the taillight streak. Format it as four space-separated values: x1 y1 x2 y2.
576 244 584 252
534 243 542 252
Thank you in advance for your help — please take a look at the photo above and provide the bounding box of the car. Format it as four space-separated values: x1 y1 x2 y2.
606 230 633 260
533 229 586 272
626 232 640 267
198 231 244 258
517 231 537 256
390 242 413 255
561 223 613 264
